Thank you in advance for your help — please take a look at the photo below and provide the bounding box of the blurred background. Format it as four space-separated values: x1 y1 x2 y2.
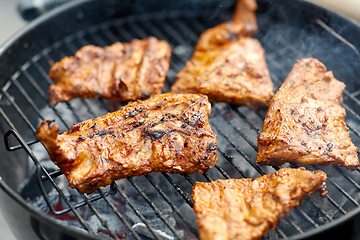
0 1 25 239
0 0 358 239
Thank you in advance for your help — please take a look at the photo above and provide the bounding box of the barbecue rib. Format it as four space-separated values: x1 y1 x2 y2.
48 37 171 107
257 58 359 170
171 37 273 110
195 0 258 51
192 167 327 240
171 0 274 110
36 93 218 193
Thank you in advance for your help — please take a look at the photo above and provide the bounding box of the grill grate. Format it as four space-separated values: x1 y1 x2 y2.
1 6 360 240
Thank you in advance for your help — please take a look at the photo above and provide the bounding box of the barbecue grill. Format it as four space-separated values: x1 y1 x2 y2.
1 0 360 239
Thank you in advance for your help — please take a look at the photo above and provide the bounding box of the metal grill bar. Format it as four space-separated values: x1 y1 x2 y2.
144 174 198 236
213 106 259 150
9 77 46 121
44 35 200 240
111 182 162 240
97 189 142 240
127 177 183 240
143 14 356 234
61 29 214 238
125 20 258 182
1 9 360 240
217 146 248 178
213 105 347 224
221 117 337 229
162 173 194 207
119 16 273 194
311 166 359 209
334 167 360 190
214 125 266 175
3 129 94 234
202 173 213 182
21 66 49 99
3 38 181 240
324 195 347 215
78 191 121 240
315 19 360 58
33 41 189 238
94 15 239 193
1 89 37 133
29 60 72 128
214 164 231 179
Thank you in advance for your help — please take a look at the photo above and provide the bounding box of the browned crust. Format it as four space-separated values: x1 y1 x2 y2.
195 0 258 51
36 93 218 193
192 167 327 240
171 37 273 110
48 37 172 107
256 58 359 170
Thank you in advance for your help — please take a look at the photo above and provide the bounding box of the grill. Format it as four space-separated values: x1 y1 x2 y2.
1 0 360 239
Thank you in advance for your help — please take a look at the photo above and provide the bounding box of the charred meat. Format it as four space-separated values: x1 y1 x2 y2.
195 0 258 51
36 93 218 193
48 37 171 107
171 0 274 110
171 37 273 110
257 58 359 170
192 167 327 240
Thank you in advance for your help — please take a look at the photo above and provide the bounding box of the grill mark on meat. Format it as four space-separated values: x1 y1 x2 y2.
36 93 218 193
47 37 171 106
133 121 144 128
145 129 174 140
68 124 81 134
184 112 204 127
256 58 359 170
323 142 333 155
304 126 312 135
150 114 180 127
125 110 139 118
192 167 327 240
207 142 217 152
96 130 108 136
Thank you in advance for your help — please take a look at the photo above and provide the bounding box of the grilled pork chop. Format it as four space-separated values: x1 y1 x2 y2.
36 93 218 193
257 58 359 170
171 0 274 110
171 37 273 110
48 37 171 107
195 0 258 51
192 167 327 240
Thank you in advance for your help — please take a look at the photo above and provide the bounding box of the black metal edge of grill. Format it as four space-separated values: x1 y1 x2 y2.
1 0 360 239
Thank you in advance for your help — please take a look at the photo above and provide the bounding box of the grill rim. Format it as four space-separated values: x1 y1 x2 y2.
0 178 103 240
1 0 360 239
0 0 91 86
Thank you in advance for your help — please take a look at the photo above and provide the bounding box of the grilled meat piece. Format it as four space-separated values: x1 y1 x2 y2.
171 0 273 110
195 0 258 51
257 58 359 170
48 37 171 107
36 93 217 193
171 37 273 110
192 167 327 240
